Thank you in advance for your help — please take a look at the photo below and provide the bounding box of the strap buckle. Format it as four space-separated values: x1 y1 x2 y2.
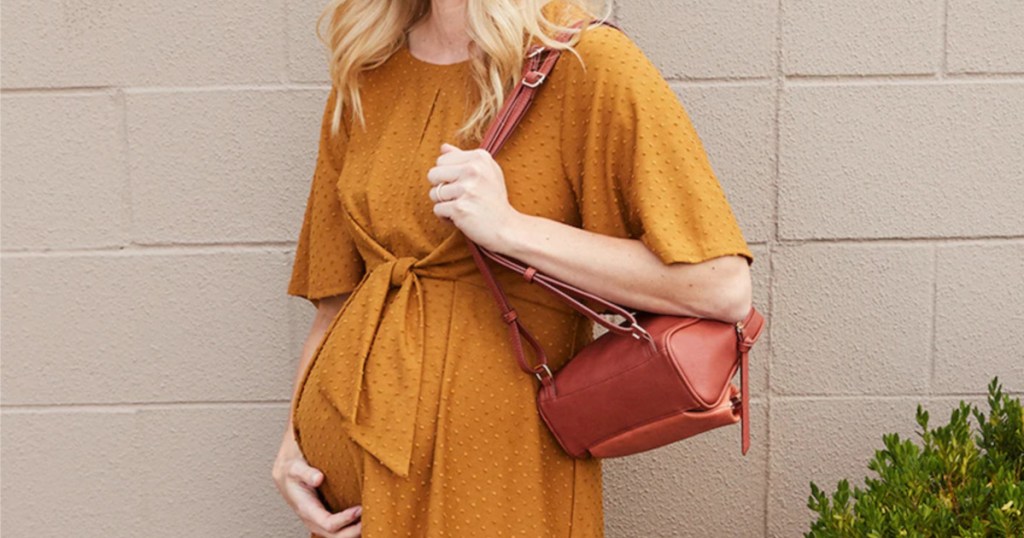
522 71 546 88
533 363 553 384
630 322 657 354
630 322 653 343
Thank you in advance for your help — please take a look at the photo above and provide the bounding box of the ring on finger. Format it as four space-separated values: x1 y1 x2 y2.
437 181 452 202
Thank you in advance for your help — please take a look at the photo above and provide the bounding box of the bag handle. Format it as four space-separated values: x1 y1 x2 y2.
474 242 650 339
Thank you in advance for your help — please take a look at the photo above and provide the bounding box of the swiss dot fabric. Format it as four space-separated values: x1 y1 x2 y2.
287 89 365 301
559 26 754 269
286 15 754 538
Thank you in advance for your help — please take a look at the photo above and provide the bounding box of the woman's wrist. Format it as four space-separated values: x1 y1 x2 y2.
495 210 534 258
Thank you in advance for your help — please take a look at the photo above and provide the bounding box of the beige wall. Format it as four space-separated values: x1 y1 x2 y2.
2 1 1022 536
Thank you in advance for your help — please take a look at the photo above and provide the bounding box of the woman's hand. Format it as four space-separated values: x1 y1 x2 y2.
272 429 362 537
427 142 523 251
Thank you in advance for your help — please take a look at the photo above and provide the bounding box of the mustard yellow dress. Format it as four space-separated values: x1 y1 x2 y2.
286 21 754 538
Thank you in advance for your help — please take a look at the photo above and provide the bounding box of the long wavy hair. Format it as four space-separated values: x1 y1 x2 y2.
315 0 612 146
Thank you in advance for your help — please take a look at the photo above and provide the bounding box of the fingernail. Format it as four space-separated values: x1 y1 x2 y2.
355 506 363 517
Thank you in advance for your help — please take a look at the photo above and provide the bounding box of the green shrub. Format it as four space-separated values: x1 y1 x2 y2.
806 377 1023 537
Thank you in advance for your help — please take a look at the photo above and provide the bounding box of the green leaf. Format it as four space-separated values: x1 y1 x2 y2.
806 376 1023 535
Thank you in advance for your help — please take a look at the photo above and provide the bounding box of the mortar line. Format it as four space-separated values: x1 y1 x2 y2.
772 235 1024 246
116 87 135 249
785 74 1024 85
765 391 1024 402
4 235 1021 258
666 75 774 84
5 74 1019 97
940 0 949 77
0 242 300 257
0 83 335 95
279 0 292 84
928 244 939 393
7 391 1019 413
1 400 294 413
764 0 785 533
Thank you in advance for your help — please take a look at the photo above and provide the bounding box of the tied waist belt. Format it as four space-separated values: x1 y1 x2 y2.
305 215 574 478
311 254 433 478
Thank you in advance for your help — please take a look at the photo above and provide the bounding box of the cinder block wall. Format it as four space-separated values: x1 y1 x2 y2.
2 1 1021 536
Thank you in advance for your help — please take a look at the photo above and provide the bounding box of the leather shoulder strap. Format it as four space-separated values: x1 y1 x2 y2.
479 18 622 155
467 18 646 383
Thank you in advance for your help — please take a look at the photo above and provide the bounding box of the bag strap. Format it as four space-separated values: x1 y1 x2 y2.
465 17 645 387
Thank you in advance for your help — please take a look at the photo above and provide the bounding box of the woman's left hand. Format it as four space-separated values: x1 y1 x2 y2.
427 142 522 251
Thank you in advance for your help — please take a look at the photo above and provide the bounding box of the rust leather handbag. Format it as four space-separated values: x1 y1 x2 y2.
465 18 766 458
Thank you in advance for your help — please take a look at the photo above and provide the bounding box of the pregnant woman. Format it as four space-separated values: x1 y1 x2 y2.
272 0 755 536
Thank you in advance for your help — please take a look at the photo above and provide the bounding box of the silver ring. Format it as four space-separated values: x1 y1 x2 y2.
437 182 449 202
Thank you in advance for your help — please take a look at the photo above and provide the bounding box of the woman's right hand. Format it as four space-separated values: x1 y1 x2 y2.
272 428 362 537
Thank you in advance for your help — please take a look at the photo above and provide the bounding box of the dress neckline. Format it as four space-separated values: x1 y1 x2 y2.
398 39 472 70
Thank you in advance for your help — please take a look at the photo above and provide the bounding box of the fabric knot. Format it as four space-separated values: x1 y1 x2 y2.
311 250 428 478
389 256 417 286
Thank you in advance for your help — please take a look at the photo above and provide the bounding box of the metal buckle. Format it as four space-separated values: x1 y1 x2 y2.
522 71 546 88
534 363 553 384
630 322 657 354
630 322 653 343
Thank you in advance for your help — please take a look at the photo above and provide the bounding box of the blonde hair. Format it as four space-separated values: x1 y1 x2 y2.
315 0 612 146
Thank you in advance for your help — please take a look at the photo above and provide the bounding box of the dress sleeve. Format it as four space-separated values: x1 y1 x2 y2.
559 24 755 269
286 85 366 303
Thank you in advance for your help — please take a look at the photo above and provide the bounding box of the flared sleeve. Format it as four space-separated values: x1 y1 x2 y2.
286 86 366 303
559 24 754 269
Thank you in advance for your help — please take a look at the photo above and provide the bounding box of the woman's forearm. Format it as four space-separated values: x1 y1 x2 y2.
495 212 752 323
